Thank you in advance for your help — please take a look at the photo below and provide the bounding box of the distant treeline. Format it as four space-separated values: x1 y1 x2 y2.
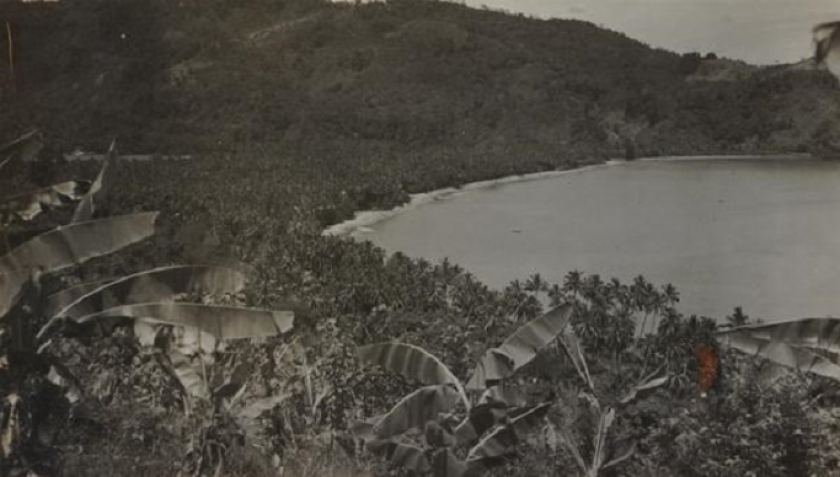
4 0 840 221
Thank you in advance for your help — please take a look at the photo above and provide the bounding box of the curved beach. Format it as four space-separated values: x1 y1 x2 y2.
321 153 812 238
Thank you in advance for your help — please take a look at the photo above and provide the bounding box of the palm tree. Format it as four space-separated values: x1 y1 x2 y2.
724 306 750 328
506 279 524 295
582 274 606 311
662 283 679 306
524 273 548 296
562 270 583 298
548 283 563 307
416 257 431 273
631 276 656 335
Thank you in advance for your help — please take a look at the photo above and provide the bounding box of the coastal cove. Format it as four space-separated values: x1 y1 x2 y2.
326 154 840 322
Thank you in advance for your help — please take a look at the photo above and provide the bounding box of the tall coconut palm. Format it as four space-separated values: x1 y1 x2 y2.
563 270 584 298
662 283 680 306
524 272 548 296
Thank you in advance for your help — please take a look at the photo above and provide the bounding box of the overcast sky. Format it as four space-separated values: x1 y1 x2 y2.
463 0 840 65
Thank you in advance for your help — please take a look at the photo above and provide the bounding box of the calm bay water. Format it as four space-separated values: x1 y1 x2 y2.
358 158 840 321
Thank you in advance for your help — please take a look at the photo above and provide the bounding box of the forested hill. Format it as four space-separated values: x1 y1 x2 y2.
4 0 840 205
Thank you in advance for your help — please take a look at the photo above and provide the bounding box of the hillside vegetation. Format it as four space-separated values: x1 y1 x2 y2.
5 0 840 216
3 1 840 477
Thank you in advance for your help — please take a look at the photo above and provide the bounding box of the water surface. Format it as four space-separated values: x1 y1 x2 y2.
359 158 840 321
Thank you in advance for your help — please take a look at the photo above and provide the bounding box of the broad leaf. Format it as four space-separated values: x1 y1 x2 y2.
38 265 246 341
718 317 840 354
76 303 294 340
0 212 158 317
454 401 509 445
374 385 460 439
0 270 33 321
466 403 551 461
467 305 572 389
754 360 794 387
465 349 514 391
592 407 617 472
358 342 468 407
425 420 457 448
52 265 246 320
498 305 573 369
214 363 252 401
235 391 293 445
479 383 528 407
73 139 114 223
367 440 431 474
237 392 292 420
134 320 159 347
620 365 668 405
558 326 594 391
45 363 82 404
1 181 90 225
555 424 587 474
171 325 218 359
602 441 637 471
0 212 158 273
350 416 381 441
45 278 112 318
719 331 840 381
165 349 208 399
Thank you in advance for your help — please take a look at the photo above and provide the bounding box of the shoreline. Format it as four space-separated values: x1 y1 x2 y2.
321 152 813 238
638 153 813 162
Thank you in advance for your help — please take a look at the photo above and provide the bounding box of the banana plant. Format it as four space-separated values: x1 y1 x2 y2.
0 211 159 466
0 181 92 226
0 139 295 475
0 135 110 255
465 305 575 391
717 317 840 382
352 305 573 476
546 326 668 477
71 138 113 223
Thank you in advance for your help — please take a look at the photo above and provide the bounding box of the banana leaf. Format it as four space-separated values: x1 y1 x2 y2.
164 349 208 399
454 401 509 445
73 139 114 223
374 384 460 439
466 403 551 462
367 440 430 474
0 212 158 318
358 342 468 408
76 303 293 340
52 265 246 320
719 328 840 381
467 305 572 390
1 181 90 225
718 317 840 354
619 365 668 405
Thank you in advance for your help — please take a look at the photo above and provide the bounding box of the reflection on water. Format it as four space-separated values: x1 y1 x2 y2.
361 158 840 321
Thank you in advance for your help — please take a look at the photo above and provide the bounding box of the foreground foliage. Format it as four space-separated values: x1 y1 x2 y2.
2 135 833 475
0 141 297 476
351 306 570 476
